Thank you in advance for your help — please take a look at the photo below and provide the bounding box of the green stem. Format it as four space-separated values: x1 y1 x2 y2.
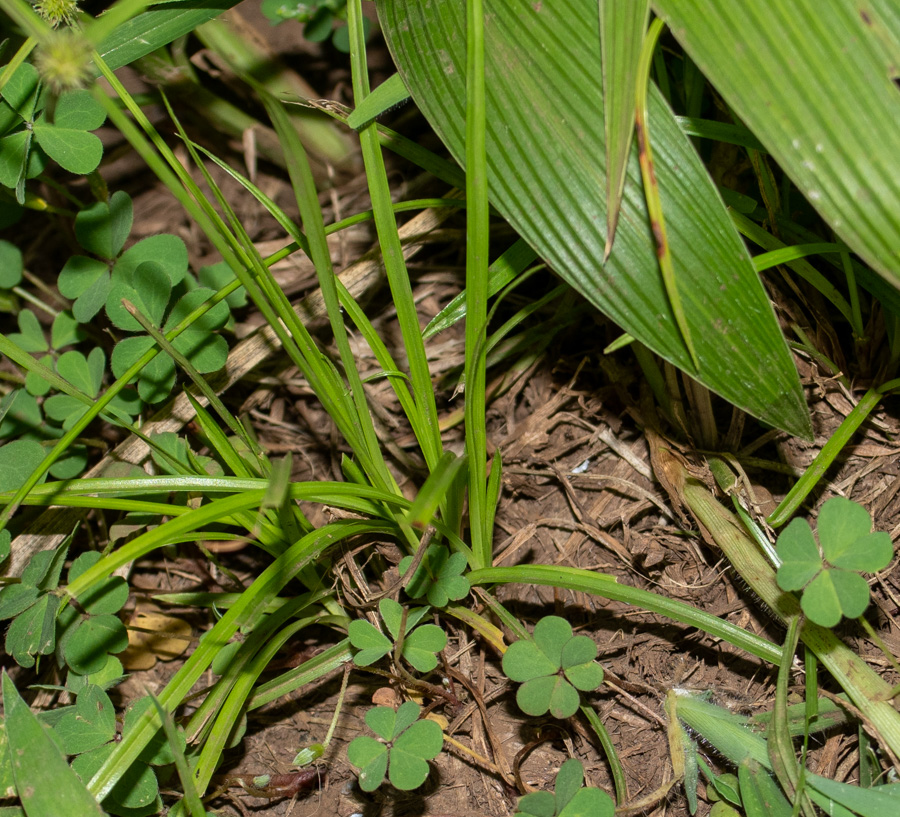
768 387 882 527
464 0 491 569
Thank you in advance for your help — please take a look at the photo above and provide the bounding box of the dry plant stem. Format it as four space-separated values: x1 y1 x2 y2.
664 450 900 768
445 666 515 785
7 203 458 576
360 665 458 708
513 726 569 794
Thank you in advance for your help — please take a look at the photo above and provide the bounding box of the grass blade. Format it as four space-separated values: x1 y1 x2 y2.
463 0 491 568
144 692 205 817
468 564 781 662
347 72 411 130
96 0 240 70
347 0 444 472
635 18 698 369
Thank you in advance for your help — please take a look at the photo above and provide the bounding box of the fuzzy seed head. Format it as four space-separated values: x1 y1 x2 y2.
32 0 80 27
35 29 93 93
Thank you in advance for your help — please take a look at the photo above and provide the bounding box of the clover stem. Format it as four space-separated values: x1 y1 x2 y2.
323 664 351 750
442 733 499 773
358 665 459 707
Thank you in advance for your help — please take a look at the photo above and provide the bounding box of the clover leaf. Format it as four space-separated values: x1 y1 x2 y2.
57 255 111 323
516 759 614 817
502 616 604 719
74 192 133 260
59 219 186 326
0 63 105 200
348 599 446 673
400 543 470 608
776 497 892 627
0 438 46 493
56 684 116 755
110 288 229 404
8 308 48 353
1 541 70 668
347 701 443 791
0 239 23 288
0 390 42 440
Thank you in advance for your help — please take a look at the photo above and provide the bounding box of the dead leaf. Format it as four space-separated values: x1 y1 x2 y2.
121 612 192 670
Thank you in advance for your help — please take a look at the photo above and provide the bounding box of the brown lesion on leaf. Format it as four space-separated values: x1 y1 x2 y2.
650 220 666 259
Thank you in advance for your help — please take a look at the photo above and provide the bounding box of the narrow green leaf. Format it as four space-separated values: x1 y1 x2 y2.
471 564 780 663
405 451 465 529
423 239 538 338
145 691 205 817
2 672 105 817
96 0 242 71
807 774 900 817
676 693 770 769
738 759 793 817
767 618 807 815
599 0 649 257
347 72 410 130
635 18 698 369
461 0 492 567
345 3 445 475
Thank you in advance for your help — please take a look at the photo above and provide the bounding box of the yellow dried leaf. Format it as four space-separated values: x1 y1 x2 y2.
121 612 192 670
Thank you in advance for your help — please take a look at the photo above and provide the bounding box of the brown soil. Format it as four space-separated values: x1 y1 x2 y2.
6 4 900 817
